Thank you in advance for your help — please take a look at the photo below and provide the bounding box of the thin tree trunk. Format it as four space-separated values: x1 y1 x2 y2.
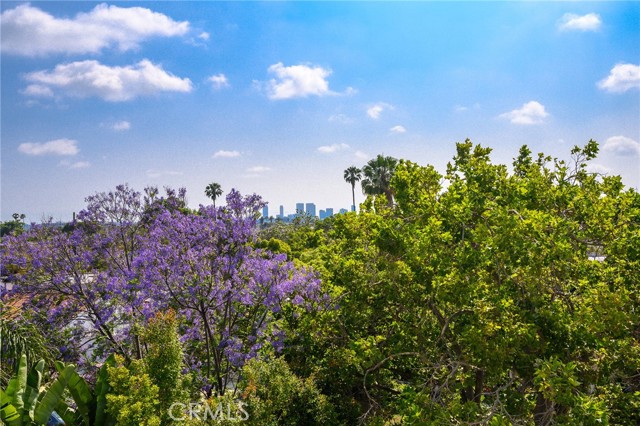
351 184 356 211
384 188 394 208
473 369 484 403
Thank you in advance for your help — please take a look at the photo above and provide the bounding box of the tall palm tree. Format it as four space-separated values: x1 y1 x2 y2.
205 182 223 209
343 166 362 212
361 155 398 208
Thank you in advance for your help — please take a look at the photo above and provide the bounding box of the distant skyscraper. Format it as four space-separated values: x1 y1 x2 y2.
319 209 326 219
325 208 334 217
262 205 268 218
339 208 348 215
279 205 284 218
305 203 316 217
296 203 304 215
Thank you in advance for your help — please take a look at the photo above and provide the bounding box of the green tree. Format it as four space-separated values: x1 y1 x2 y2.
106 355 161 426
237 357 337 426
204 182 223 209
141 310 187 424
0 310 57 387
361 155 398 208
1 213 26 237
283 140 639 425
343 166 362 212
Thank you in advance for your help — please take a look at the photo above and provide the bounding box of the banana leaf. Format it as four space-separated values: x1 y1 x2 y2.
56 363 91 426
22 359 45 424
53 398 77 426
33 365 73 425
5 354 28 413
1 388 22 426
93 354 116 426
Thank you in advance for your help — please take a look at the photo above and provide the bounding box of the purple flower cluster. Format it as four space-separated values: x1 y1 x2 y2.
1 185 323 394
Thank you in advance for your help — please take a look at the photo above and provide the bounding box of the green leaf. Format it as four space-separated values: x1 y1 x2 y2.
65 364 93 426
1 389 22 426
33 365 72 424
5 354 28 413
55 398 78 426
22 364 43 423
94 354 116 426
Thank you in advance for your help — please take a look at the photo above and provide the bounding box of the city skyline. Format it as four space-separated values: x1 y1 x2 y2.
1 2 638 222
262 202 346 220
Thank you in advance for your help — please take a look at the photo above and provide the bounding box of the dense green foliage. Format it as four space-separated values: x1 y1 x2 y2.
0 310 58 387
140 311 188 424
235 357 336 425
106 356 161 426
0 214 25 238
274 140 639 425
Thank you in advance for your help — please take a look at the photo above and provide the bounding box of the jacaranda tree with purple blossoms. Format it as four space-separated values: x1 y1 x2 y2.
2 185 323 396
1 184 170 363
135 189 322 394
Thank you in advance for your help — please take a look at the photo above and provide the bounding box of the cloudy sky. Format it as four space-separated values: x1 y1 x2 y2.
1 2 639 222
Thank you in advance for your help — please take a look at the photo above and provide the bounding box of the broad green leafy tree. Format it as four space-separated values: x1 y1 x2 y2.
283 139 639 425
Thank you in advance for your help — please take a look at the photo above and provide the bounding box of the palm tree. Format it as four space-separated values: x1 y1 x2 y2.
361 155 398 208
205 182 223 209
343 166 362 212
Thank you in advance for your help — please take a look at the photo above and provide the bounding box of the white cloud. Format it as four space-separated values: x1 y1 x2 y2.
208 74 230 90
265 62 333 100
18 138 79 156
602 136 640 157
343 87 358 96
390 125 406 133
198 32 210 41
454 103 481 113
597 63 640 93
454 105 468 112
499 101 549 125
146 169 183 178
1 3 189 57
112 120 131 131
22 84 54 98
328 114 353 124
246 166 271 173
558 13 602 32
318 143 350 154
586 163 611 175
69 161 91 169
367 102 393 119
213 150 241 158
23 59 192 102
354 150 369 160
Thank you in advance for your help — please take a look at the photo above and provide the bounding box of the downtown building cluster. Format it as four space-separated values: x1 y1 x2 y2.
261 202 351 222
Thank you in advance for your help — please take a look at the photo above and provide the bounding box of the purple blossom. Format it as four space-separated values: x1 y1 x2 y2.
1 185 326 395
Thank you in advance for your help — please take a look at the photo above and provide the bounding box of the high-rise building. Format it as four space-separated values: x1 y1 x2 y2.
325 208 334 217
279 205 284 218
339 208 348 215
319 209 326 219
262 205 268 218
295 203 304 215
305 203 316 217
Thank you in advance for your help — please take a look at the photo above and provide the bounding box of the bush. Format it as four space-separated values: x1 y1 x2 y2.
238 357 337 426
106 355 161 426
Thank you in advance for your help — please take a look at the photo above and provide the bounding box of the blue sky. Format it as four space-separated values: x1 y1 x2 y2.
1 1 639 222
